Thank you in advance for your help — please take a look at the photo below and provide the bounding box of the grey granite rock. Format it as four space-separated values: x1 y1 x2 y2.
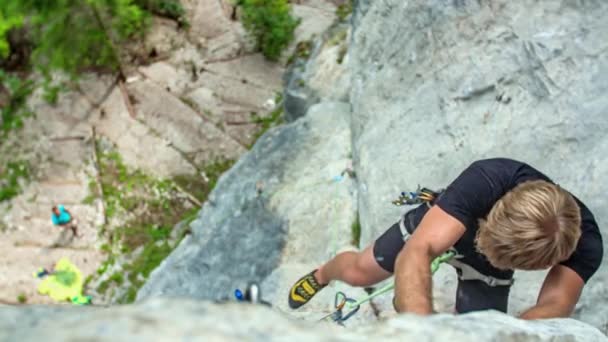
138 0 608 335
0 298 605 341
347 0 608 330
137 102 355 302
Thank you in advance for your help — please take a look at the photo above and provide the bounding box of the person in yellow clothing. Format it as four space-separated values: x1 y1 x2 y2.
36 257 91 305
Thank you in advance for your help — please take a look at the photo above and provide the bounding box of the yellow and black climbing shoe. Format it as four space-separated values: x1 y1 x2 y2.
288 269 327 309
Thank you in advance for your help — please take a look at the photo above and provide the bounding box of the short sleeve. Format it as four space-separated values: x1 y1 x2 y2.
559 222 604 283
434 160 514 229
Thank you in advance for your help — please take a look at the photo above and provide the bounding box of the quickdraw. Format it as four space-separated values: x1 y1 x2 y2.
319 251 455 325
318 291 361 325
391 186 442 206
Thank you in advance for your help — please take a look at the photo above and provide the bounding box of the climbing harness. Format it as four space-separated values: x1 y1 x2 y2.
392 185 514 288
392 186 514 288
319 251 455 325
447 259 514 287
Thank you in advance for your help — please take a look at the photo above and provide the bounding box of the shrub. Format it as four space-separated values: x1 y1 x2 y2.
1 0 151 76
0 11 23 59
0 71 34 136
17 293 27 303
239 0 300 61
133 0 186 23
336 1 353 22
0 160 30 202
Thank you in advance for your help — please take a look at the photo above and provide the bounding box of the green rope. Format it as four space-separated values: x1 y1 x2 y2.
342 250 455 310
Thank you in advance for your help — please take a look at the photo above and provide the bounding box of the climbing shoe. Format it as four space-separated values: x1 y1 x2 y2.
288 269 327 309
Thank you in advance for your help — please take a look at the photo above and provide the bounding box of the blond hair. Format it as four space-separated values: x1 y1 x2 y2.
476 180 582 270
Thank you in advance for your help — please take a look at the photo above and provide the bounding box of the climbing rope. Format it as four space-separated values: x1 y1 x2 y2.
319 185 448 324
320 250 455 324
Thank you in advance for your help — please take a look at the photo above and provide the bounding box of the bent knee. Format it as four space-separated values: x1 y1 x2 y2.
342 267 371 286
341 257 378 287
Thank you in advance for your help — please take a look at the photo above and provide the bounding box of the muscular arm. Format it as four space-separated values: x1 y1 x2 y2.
394 205 466 314
519 265 584 319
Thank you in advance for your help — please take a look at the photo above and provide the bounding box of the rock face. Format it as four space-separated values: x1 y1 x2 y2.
348 0 608 330
284 22 352 122
137 102 356 305
1 299 606 341
140 0 608 338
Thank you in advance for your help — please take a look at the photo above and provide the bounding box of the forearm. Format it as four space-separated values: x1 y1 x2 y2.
394 245 433 315
519 301 573 320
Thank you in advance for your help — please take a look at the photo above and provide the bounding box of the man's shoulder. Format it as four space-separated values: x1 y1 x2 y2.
468 158 552 184
468 157 528 171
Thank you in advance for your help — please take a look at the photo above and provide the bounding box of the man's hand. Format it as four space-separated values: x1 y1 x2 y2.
519 265 584 319
394 205 465 314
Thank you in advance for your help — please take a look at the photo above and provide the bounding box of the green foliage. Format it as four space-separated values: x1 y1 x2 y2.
239 0 300 61
0 71 34 136
42 79 63 105
0 11 23 59
130 242 172 278
96 256 115 275
249 92 284 147
183 206 199 225
286 40 312 66
0 0 185 131
109 272 124 285
83 275 94 290
82 194 96 205
17 293 27 304
115 241 172 303
172 158 235 204
133 0 186 23
336 1 353 22
351 213 361 247
1 0 150 76
100 243 112 253
328 29 347 47
201 158 236 191
119 286 138 304
92 142 234 304
0 160 30 202
97 279 110 294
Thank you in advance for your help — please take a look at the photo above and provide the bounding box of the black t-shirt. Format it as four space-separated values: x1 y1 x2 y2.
433 158 603 283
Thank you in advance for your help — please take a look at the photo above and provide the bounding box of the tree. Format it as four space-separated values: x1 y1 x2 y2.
0 0 150 77
0 10 23 60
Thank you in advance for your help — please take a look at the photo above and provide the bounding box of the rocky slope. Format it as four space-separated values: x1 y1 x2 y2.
0 0 338 305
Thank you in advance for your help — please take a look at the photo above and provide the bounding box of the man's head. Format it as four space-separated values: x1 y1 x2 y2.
476 180 582 270
52 206 59 215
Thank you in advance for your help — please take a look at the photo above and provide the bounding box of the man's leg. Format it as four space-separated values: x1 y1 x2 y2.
314 243 392 286
289 221 406 309
455 279 511 313
68 219 79 237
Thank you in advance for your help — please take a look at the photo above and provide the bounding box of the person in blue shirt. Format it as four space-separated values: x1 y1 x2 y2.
51 205 80 237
